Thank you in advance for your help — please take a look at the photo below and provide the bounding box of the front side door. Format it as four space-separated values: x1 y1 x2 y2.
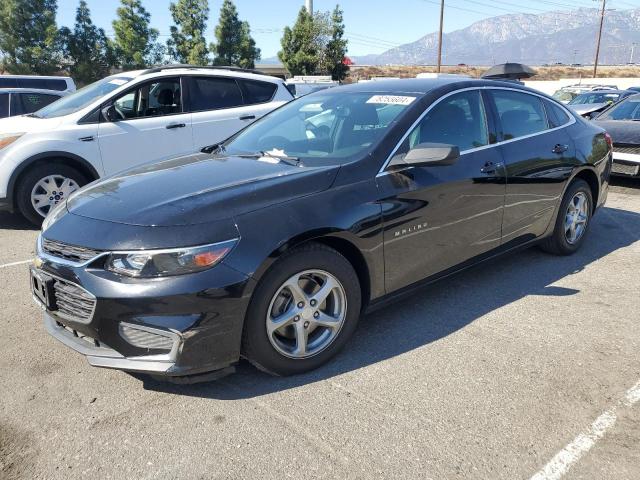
487 89 577 245
97 77 193 175
379 89 506 293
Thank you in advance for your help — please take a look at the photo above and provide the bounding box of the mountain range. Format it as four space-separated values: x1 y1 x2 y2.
351 8 640 66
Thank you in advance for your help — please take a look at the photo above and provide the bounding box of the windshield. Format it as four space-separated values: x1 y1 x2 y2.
225 91 417 163
598 95 640 121
569 92 621 105
34 76 134 118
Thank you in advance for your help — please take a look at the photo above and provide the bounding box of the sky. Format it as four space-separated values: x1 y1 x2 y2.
55 0 640 59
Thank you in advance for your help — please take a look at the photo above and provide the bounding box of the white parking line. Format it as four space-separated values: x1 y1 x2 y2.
530 381 640 480
0 259 32 269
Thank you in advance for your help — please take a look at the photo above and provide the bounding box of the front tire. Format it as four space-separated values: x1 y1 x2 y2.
15 163 89 226
540 178 593 255
242 243 361 376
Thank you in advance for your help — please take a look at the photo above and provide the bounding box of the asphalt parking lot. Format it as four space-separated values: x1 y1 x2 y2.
1 178 639 480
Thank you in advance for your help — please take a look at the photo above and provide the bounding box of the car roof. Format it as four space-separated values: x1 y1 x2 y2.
126 66 284 84
0 87 64 95
573 89 632 95
330 78 538 96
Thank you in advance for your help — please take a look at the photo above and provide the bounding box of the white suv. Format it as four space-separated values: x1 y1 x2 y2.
0 66 293 224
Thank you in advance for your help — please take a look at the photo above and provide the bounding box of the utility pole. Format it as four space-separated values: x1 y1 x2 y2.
630 43 637 65
305 0 313 15
437 0 444 72
593 0 606 78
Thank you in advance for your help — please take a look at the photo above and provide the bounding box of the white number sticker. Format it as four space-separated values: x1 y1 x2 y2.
366 95 416 106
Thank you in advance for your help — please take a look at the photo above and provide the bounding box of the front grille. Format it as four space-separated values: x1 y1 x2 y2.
53 278 96 323
119 324 174 351
613 144 640 155
612 161 640 176
42 238 102 263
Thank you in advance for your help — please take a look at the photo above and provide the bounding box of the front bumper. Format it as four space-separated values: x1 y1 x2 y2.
33 244 256 377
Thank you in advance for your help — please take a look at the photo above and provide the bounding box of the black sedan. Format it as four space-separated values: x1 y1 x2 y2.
31 79 612 380
594 93 640 177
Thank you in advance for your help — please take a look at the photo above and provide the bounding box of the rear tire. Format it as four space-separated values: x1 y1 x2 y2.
242 243 361 376
15 163 89 226
540 178 593 256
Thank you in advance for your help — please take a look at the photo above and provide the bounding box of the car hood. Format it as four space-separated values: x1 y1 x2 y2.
0 114 62 133
569 103 609 115
593 120 640 144
67 153 340 226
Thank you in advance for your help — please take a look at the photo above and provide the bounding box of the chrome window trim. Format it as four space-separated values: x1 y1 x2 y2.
378 85 577 175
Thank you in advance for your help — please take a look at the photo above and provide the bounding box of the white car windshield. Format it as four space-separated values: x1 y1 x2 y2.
225 91 417 164
33 76 134 119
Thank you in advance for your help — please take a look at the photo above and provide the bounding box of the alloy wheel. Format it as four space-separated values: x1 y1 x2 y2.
30 175 80 218
266 269 347 359
564 191 589 244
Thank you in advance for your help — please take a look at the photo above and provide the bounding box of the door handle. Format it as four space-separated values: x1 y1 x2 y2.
78 135 94 142
166 123 186 129
552 144 569 154
239 115 256 121
480 161 503 174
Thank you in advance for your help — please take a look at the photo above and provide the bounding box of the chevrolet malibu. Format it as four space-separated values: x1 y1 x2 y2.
31 79 612 380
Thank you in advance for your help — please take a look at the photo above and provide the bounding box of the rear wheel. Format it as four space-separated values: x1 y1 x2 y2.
540 178 593 255
15 163 89 226
242 243 361 376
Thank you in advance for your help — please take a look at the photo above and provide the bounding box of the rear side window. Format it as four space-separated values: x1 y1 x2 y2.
239 79 277 105
10 93 61 115
0 94 8 118
492 90 548 140
0 78 19 88
544 100 571 128
17 78 68 91
189 77 243 111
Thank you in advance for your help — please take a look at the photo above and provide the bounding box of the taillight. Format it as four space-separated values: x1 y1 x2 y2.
604 132 613 149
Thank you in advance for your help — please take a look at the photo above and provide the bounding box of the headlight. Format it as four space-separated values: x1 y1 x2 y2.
0 133 24 150
104 239 238 277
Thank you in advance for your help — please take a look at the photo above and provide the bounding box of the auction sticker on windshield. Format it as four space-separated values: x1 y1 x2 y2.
366 95 416 105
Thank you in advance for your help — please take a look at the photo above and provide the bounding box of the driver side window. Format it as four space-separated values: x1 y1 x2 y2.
112 78 182 120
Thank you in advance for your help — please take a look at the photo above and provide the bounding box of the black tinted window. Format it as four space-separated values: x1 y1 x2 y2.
0 94 8 118
189 77 243 111
545 100 571 128
11 93 60 115
0 78 19 88
239 79 277 104
492 90 548 139
410 90 489 152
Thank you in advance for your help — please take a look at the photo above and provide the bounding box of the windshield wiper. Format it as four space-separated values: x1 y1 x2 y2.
201 143 225 154
26 113 41 118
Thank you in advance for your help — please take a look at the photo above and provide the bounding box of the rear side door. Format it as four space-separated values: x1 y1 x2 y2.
379 89 507 293
97 76 193 175
186 76 248 151
487 88 576 244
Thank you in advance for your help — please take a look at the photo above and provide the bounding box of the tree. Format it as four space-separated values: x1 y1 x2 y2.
278 7 319 76
324 5 349 81
112 0 164 69
167 0 209 65
60 1 115 85
211 0 260 68
0 0 62 74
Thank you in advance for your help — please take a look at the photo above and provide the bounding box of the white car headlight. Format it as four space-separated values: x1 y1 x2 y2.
104 239 238 278
0 133 24 150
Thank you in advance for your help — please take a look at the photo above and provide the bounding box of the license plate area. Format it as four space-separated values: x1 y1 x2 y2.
30 268 57 310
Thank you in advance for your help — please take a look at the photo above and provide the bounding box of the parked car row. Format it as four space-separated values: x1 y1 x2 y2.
28 76 614 381
0 66 292 224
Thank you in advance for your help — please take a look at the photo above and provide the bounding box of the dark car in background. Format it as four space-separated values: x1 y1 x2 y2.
31 79 611 381
568 90 635 119
0 88 64 119
594 93 640 177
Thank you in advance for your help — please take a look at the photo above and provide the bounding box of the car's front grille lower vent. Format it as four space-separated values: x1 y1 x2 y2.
42 238 102 263
613 144 640 155
53 279 96 323
119 324 174 351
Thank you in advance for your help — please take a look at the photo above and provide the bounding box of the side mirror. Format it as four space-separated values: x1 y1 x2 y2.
390 143 460 170
101 105 117 122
